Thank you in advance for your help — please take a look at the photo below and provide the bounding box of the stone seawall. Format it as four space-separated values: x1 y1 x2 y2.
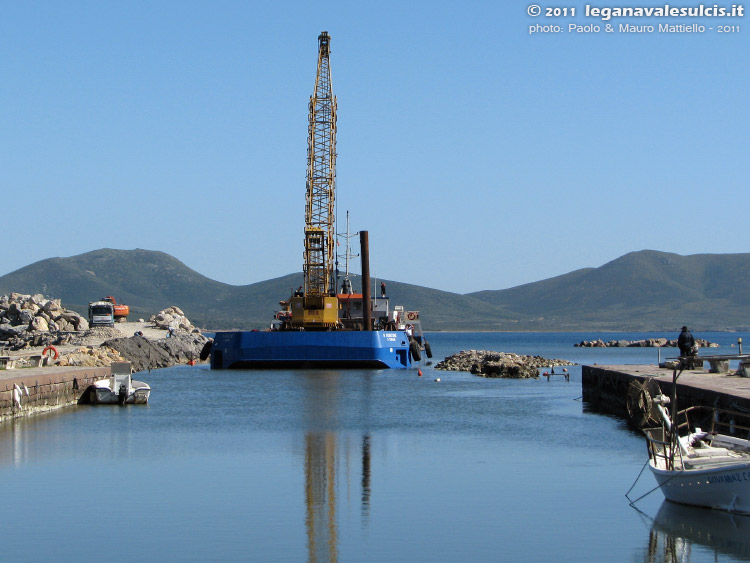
582 364 750 423
0 366 110 423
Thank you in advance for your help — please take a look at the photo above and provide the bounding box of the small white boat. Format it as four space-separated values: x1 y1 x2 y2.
643 364 750 513
90 362 151 405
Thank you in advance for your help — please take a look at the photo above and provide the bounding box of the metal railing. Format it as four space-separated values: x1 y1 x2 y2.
645 405 750 470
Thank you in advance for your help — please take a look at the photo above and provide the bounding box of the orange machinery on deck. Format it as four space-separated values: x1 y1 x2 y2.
103 296 129 322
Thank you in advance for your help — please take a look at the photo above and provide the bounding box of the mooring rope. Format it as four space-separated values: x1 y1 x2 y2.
625 460 683 507
625 460 650 503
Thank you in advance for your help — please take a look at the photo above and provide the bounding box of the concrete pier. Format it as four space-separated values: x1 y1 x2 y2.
0 366 110 423
582 364 750 421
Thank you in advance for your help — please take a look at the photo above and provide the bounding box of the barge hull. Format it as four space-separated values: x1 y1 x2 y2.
210 330 412 370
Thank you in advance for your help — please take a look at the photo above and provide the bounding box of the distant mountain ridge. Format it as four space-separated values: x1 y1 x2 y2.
1 248 748 330
467 250 750 330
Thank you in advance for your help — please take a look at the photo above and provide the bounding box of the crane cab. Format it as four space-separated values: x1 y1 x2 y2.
290 295 339 329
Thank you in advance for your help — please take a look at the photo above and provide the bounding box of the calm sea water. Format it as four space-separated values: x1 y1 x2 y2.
2 331 750 562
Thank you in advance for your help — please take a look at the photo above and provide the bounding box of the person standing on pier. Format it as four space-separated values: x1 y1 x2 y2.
678 326 696 357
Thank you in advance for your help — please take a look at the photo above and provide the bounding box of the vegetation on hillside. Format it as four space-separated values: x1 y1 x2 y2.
1 248 749 331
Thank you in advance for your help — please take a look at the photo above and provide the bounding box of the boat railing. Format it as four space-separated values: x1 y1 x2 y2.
675 405 750 441
712 409 750 438
648 405 750 469
644 426 677 470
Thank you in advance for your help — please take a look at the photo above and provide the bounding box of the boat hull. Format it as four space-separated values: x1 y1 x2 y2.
91 382 151 405
210 330 412 369
649 461 750 513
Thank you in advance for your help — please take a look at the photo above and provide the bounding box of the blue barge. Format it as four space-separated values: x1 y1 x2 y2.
210 329 412 369
208 34 429 371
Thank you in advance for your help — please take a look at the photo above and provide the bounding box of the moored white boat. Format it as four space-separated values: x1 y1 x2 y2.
643 363 750 513
90 362 150 405
647 423 750 512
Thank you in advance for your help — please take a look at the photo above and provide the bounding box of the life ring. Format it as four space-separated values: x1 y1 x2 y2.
407 312 417 321
42 345 59 360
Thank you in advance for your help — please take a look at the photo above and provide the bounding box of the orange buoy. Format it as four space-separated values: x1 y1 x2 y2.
42 345 59 360
418 369 423 377
188 359 197 366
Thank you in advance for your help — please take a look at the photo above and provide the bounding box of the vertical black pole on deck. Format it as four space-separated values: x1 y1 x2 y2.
360 231 372 331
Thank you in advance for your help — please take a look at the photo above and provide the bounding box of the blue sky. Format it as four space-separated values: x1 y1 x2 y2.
1 1 747 294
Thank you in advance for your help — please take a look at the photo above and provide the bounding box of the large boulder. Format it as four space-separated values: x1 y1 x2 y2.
29 316 49 332
43 299 63 315
0 323 28 338
55 319 75 331
18 310 35 325
60 310 88 331
24 303 41 315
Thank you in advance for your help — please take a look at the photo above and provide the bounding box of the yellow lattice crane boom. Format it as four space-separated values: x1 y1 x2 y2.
292 31 339 329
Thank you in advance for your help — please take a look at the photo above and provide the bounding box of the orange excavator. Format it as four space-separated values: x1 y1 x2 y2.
103 296 129 323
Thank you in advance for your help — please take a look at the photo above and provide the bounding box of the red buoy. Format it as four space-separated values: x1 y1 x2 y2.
418 369 423 377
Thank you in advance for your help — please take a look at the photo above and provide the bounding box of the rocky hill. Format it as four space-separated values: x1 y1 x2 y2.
1 248 749 331
467 251 750 330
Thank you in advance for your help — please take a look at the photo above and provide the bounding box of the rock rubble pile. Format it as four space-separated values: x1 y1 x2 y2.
574 338 718 348
150 306 198 332
1 293 89 351
57 346 127 367
435 350 575 379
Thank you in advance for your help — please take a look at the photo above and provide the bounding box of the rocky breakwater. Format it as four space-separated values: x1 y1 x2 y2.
575 338 718 348
103 332 209 373
435 350 575 379
101 306 210 372
1 294 210 372
0 293 89 350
